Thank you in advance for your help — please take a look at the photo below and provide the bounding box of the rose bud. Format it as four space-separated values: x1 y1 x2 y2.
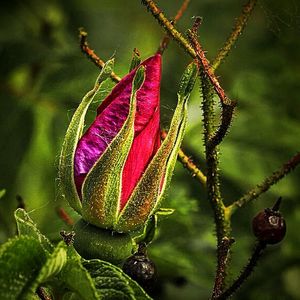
58 55 198 262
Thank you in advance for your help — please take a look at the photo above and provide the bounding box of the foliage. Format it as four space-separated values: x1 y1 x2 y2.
0 209 150 300
0 0 300 299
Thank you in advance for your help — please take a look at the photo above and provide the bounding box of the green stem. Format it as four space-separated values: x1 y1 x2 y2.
229 152 300 212
157 0 190 55
187 20 236 149
218 242 267 300
141 0 196 58
79 28 121 83
202 75 227 240
212 237 235 299
201 73 230 295
211 0 258 71
161 130 207 185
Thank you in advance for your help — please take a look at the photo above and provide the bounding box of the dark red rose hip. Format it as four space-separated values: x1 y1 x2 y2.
123 244 157 294
252 208 286 244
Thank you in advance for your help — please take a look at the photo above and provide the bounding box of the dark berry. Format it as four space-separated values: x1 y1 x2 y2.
252 208 286 244
123 243 157 294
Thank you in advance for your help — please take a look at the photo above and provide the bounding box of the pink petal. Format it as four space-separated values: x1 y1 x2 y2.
120 109 161 210
74 54 162 196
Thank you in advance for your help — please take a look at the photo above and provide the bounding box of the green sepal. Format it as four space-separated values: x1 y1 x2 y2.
178 62 198 99
129 48 141 72
134 215 158 245
81 67 145 229
115 63 198 232
58 60 114 214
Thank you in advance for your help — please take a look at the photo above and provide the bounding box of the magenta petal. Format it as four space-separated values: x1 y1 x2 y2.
74 54 162 196
120 109 161 210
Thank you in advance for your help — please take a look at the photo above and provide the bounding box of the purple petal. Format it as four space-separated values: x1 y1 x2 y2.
74 54 162 196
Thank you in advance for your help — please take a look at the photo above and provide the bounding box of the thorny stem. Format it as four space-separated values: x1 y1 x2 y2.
201 73 230 296
178 148 207 185
217 242 267 300
188 18 236 148
141 0 197 58
188 16 232 294
157 0 190 55
79 28 121 83
211 0 258 71
212 237 235 299
161 130 207 185
140 0 300 297
229 152 300 212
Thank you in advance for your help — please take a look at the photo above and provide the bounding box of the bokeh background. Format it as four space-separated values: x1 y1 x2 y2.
0 0 299 299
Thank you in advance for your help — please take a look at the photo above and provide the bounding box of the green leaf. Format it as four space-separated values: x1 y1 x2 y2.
115 63 197 232
22 241 68 299
58 247 100 300
36 241 67 282
0 236 47 300
58 59 114 214
82 66 145 229
83 259 152 300
15 208 53 252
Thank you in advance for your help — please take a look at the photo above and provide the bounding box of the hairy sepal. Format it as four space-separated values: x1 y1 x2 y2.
81 67 146 229
58 60 114 214
115 63 198 232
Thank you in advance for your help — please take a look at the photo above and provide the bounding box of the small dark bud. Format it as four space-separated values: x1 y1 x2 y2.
252 206 286 245
123 243 157 294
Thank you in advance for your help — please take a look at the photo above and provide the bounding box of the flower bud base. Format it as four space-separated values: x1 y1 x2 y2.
73 219 133 264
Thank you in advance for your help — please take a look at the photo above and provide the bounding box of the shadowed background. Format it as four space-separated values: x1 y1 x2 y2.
0 0 299 299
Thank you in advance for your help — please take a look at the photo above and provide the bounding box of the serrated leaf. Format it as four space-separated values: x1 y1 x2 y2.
15 208 53 252
36 241 67 282
22 241 68 299
58 247 100 300
82 67 145 229
58 59 114 214
83 259 152 300
0 236 47 300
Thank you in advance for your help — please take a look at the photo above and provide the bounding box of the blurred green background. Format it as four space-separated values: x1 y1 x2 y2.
0 0 299 299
